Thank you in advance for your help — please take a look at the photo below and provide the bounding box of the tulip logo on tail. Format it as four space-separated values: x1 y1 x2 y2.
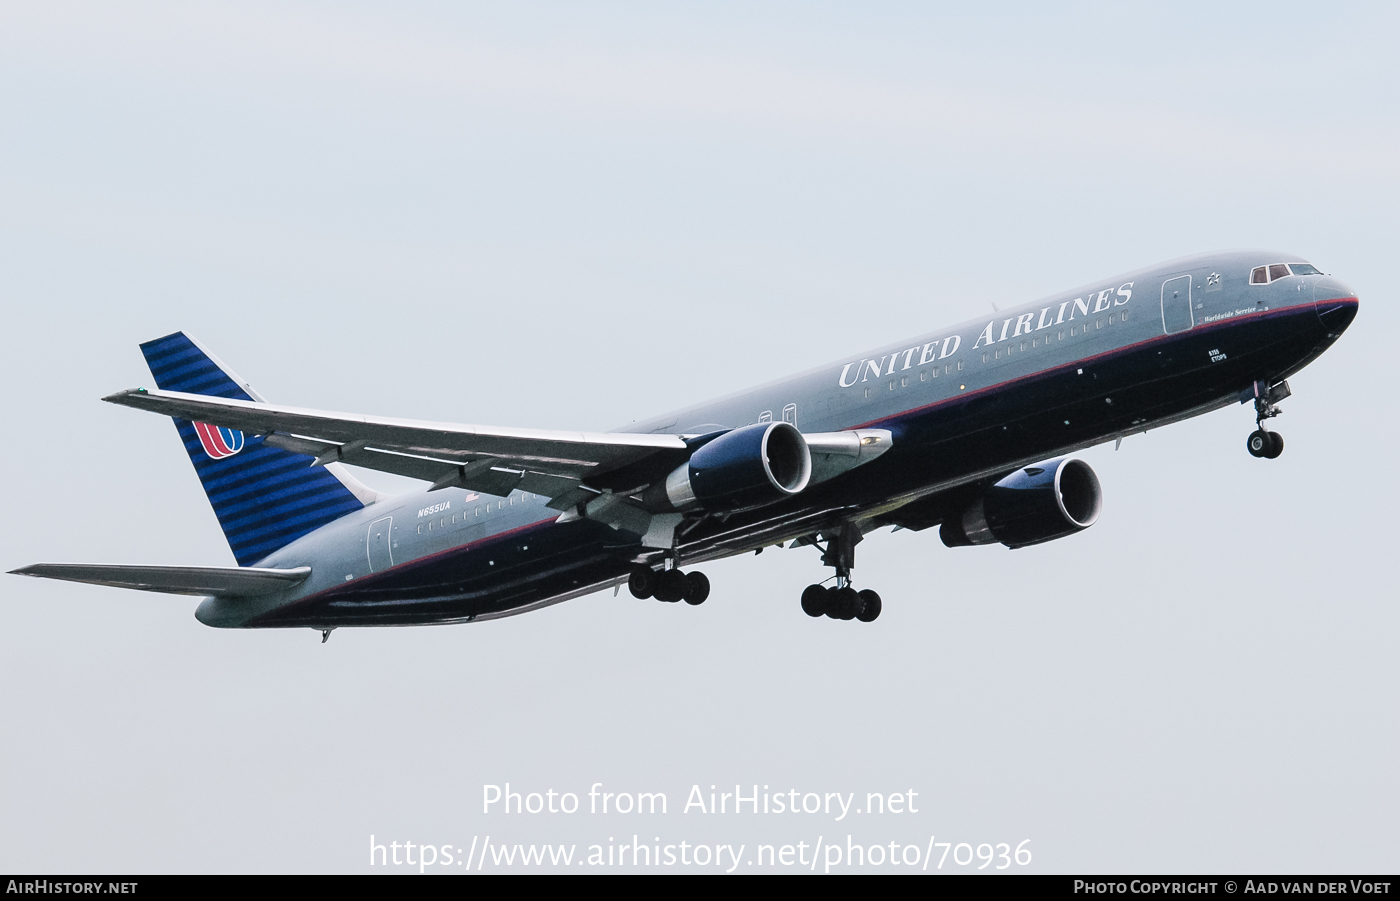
194 422 245 460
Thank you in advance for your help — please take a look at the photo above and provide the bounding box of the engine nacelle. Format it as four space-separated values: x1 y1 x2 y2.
653 422 812 513
940 457 1102 549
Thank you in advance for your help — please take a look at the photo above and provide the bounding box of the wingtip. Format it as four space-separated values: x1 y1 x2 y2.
101 387 147 404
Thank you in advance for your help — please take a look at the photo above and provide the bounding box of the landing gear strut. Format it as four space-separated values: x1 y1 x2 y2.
799 523 882 622
1245 379 1289 459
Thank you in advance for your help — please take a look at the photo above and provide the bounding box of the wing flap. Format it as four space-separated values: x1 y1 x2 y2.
10 564 312 597
267 433 588 500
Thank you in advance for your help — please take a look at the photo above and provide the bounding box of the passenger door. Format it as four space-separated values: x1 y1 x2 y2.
1161 275 1194 334
367 517 394 572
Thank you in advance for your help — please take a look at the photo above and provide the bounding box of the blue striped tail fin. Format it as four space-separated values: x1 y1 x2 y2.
139 332 370 567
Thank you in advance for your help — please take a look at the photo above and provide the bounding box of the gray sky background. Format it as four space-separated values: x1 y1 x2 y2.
1 1 1396 874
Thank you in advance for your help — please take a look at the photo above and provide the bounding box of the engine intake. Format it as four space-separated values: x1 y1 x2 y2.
655 422 812 513
940 457 1102 549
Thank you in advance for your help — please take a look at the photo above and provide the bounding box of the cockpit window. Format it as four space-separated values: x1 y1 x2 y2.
1252 262 1320 284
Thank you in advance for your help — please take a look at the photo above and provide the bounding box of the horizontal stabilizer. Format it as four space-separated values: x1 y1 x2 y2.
10 563 312 597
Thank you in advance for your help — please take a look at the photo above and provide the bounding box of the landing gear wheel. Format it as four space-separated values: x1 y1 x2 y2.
801 584 829 617
628 566 657 599
1264 431 1284 459
829 587 861 620
1247 430 1271 458
683 571 710 605
856 589 882 623
654 568 688 603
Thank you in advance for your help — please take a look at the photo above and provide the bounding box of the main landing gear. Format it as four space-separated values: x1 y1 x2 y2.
799 524 882 623
802 584 882 622
628 564 710 605
1245 379 1290 460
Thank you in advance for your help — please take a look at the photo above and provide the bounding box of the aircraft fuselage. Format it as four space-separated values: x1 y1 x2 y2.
193 250 1358 629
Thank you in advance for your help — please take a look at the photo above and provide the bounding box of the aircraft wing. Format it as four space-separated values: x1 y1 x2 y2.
103 387 691 505
9 563 312 597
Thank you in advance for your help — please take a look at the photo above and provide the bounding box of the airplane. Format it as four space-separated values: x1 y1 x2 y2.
11 251 1358 639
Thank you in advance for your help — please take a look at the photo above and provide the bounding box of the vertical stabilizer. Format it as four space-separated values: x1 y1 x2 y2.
139 332 375 566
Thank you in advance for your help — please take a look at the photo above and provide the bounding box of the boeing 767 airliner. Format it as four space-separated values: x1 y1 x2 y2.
13 251 1359 636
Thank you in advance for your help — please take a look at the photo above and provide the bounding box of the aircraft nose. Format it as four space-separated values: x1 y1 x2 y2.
1313 277 1359 336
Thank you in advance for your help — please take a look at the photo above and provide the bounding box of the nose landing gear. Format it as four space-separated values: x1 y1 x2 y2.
1247 429 1284 459
1244 379 1289 459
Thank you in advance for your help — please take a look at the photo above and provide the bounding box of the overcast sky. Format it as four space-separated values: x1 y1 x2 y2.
1 1 1396 874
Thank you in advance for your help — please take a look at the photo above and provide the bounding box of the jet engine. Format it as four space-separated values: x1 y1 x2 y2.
940 457 1102 549
650 421 812 513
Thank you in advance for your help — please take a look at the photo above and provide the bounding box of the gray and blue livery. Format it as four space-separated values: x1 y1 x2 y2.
13 251 1359 636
